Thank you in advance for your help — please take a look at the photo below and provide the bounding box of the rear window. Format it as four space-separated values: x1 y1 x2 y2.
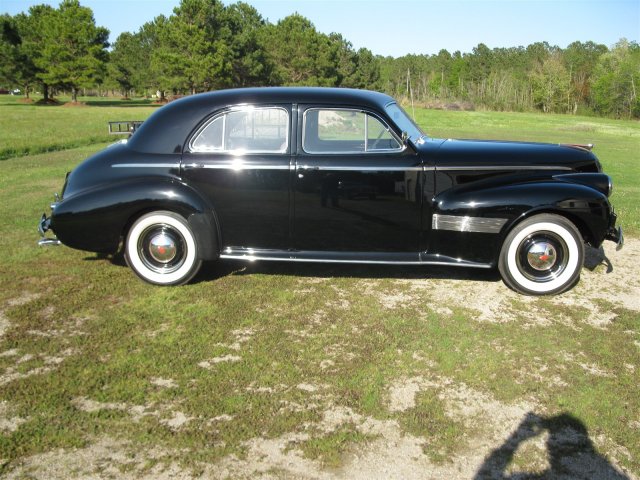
190 107 289 153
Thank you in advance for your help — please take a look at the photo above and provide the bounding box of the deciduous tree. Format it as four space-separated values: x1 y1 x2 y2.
591 39 640 118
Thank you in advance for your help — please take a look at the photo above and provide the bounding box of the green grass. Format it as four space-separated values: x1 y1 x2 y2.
0 95 158 161
0 102 638 477
299 424 373 467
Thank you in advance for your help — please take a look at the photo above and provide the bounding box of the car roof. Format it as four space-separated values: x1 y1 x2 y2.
127 87 397 154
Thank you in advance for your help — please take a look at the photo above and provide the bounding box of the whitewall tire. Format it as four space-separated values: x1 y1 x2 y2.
125 211 202 285
498 214 584 295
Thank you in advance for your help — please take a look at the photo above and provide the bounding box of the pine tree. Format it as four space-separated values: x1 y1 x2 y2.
35 0 109 102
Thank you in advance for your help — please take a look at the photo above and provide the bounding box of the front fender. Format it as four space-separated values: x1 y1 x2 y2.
429 181 612 264
51 177 216 254
436 181 611 242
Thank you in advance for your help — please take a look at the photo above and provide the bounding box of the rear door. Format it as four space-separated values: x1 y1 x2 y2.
181 105 292 249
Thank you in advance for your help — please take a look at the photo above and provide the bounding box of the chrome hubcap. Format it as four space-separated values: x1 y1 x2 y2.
517 232 569 283
148 233 177 263
527 242 557 271
138 224 186 274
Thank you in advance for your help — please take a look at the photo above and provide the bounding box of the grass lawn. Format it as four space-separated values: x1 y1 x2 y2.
0 95 158 161
0 98 638 478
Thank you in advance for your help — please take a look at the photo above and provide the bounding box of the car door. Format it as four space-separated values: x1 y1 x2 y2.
294 106 423 254
181 105 292 249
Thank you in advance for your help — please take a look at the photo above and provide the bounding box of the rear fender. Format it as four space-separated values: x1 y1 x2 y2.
51 177 219 257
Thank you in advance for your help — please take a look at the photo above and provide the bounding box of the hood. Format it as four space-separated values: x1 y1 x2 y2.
423 138 601 172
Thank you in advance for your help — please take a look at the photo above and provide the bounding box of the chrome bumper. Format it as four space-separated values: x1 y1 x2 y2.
38 213 61 246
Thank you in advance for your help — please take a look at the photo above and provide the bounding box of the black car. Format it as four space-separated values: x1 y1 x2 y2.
38 87 623 295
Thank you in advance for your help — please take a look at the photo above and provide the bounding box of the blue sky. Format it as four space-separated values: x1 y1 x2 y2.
2 0 638 57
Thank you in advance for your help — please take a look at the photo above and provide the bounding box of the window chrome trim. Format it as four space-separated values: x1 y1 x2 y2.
432 214 508 234
188 106 290 154
384 101 426 144
302 107 404 155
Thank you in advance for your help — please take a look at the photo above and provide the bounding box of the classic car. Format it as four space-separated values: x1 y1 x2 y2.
38 87 623 295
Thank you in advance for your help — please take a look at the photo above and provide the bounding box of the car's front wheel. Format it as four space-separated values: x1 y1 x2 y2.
125 211 202 285
498 214 584 295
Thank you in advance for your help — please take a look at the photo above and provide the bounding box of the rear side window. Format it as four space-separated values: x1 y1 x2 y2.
190 107 289 153
303 108 402 154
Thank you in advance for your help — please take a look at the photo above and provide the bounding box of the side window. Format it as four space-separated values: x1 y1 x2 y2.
303 108 402 154
191 107 289 153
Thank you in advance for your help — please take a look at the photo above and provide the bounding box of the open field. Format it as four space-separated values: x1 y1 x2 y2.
0 99 638 479
0 95 158 161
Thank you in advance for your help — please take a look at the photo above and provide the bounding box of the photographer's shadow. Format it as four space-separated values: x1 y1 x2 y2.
474 412 630 479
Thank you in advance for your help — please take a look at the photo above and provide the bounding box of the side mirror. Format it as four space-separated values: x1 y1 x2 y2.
401 131 410 144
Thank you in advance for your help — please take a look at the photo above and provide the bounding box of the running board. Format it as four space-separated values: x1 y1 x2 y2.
219 248 492 269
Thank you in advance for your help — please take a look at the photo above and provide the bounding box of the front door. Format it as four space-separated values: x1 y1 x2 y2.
293 107 423 253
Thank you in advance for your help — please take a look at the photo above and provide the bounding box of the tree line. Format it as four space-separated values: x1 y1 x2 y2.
1 0 638 118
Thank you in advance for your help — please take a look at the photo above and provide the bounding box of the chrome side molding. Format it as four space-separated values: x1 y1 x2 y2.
432 214 508 234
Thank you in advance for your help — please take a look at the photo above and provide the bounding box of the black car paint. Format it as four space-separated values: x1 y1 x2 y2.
48 87 618 271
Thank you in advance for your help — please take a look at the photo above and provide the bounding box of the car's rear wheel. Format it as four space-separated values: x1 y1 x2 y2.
498 214 584 295
125 211 202 285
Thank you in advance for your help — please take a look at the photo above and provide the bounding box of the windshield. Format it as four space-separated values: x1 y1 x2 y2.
385 103 426 144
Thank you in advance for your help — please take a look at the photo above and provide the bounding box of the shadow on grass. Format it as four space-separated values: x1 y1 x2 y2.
84 245 622 287
474 412 630 479
84 99 158 108
584 244 614 273
86 251 501 285
0 100 56 107
85 252 128 267
197 259 502 284
0 98 158 108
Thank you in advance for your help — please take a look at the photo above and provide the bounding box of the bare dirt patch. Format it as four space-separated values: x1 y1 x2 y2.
61 101 87 107
71 396 197 429
0 401 27 433
215 327 257 351
392 239 640 328
150 377 178 388
3 437 179 480
198 354 242 369
160 411 192 430
212 375 635 480
0 348 76 387
2 241 637 479
0 312 10 339
0 293 42 338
